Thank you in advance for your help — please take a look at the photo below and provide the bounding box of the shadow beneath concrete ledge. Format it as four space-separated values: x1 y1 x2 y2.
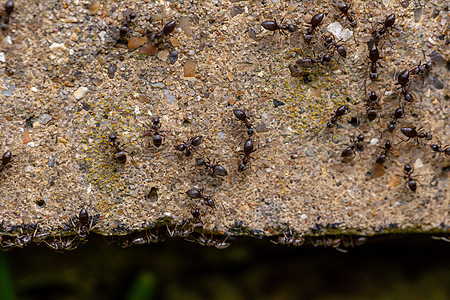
1 234 449 300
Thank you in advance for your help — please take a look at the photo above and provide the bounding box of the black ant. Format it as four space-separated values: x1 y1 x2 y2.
411 61 433 77
118 10 137 43
261 19 297 33
368 44 382 80
304 13 325 43
290 52 334 71
71 208 95 239
190 206 202 223
396 69 414 102
131 229 159 245
109 133 128 163
1 0 14 31
44 236 78 252
386 103 405 132
327 104 350 128
410 54 434 85
175 136 203 157
197 233 231 249
375 140 395 164
430 138 449 157
400 126 432 143
365 90 380 122
289 53 334 77
341 133 364 160
272 230 305 247
374 13 395 41
238 138 256 172
196 157 228 177
323 35 347 59
142 117 165 147
148 20 177 45
403 163 419 192
233 109 255 135
335 1 357 28
0 150 11 173
186 188 215 209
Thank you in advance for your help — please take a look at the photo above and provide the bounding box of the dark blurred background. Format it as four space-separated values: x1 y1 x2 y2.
0 234 449 300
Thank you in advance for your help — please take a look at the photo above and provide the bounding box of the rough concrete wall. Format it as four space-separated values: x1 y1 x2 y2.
0 0 448 249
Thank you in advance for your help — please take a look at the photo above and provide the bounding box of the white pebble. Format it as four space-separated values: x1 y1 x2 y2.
5 36 12 44
134 106 140 114
0 52 5 63
327 22 353 42
31 87 38 92
414 158 424 169
370 138 379 146
301 214 307 219
50 42 67 51
73 87 89 100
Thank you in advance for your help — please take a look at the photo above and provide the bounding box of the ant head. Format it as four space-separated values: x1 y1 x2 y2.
119 25 128 38
430 144 439 152
152 117 160 126
425 132 433 140
404 163 413 174
191 208 200 218
238 162 247 172
205 198 215 208
384 140 393 151
304 34 313 43
369 91 378 101
357 134 365 142
324 36 333 44
5 0 14 15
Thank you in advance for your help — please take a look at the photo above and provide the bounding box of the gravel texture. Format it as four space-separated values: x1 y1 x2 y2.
0 0 448 248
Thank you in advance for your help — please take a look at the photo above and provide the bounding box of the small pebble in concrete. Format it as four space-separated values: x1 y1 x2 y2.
49 157 56 167
157 50 170 61
2 84 15 97
370 138 379 146
327 22 353 41
49 43 66 51
73 87 89 100
0 52 5 63
168 51 178 64
230 7 243 18
107 64 117 79
151 82 165 89
305 149 314 157
273 99 285 108
184 59 197 77
432 76 443 89
414 158 424 169
163 89 176 104
37 114 53 125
